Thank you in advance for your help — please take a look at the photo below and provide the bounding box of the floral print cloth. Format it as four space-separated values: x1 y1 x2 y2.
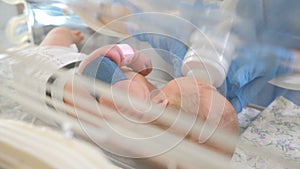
232 97 300 169
238 107 262 134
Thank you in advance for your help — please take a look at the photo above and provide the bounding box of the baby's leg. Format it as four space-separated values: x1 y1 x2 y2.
40 27 84 47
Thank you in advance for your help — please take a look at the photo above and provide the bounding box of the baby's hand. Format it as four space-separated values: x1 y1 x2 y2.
119 44 152 76
112 44 152 76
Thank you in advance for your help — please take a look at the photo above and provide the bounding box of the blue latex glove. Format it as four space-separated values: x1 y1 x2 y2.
226 44 295 113
123 1 224 78
134 33 187 77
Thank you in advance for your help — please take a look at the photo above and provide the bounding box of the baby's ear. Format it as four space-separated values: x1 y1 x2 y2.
71 30 84 45
72 30 81 35
150 89 169 107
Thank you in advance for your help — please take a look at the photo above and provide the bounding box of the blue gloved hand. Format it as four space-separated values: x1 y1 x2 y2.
226 44 295 113
134 33 187 77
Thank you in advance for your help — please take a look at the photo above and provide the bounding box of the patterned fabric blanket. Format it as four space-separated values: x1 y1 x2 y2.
232 97 300 169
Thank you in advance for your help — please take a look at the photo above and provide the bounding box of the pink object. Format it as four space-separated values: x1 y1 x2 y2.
117 44 135 66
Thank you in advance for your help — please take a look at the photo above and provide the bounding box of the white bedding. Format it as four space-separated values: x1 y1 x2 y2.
0 56 44 125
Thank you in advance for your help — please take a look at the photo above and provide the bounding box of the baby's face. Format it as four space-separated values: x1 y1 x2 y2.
154 77 239 156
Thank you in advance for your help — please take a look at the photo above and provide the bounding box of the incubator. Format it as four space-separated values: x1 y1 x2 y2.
0 0 300 169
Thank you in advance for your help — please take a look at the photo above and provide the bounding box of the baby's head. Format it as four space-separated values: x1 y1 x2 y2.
99 73 239 156
151 77 239 156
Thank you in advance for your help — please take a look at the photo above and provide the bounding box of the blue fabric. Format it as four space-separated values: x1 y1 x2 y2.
81 56 128 84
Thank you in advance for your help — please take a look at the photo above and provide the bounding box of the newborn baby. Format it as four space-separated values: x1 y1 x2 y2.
33 27 238 157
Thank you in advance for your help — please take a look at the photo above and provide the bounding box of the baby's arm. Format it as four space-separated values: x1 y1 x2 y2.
39 27 84 47
80 44 152 76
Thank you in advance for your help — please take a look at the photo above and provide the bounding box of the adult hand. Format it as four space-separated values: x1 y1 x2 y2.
133 33 187 77
226 44 295 112
125 7 194 77
125 1 230 78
